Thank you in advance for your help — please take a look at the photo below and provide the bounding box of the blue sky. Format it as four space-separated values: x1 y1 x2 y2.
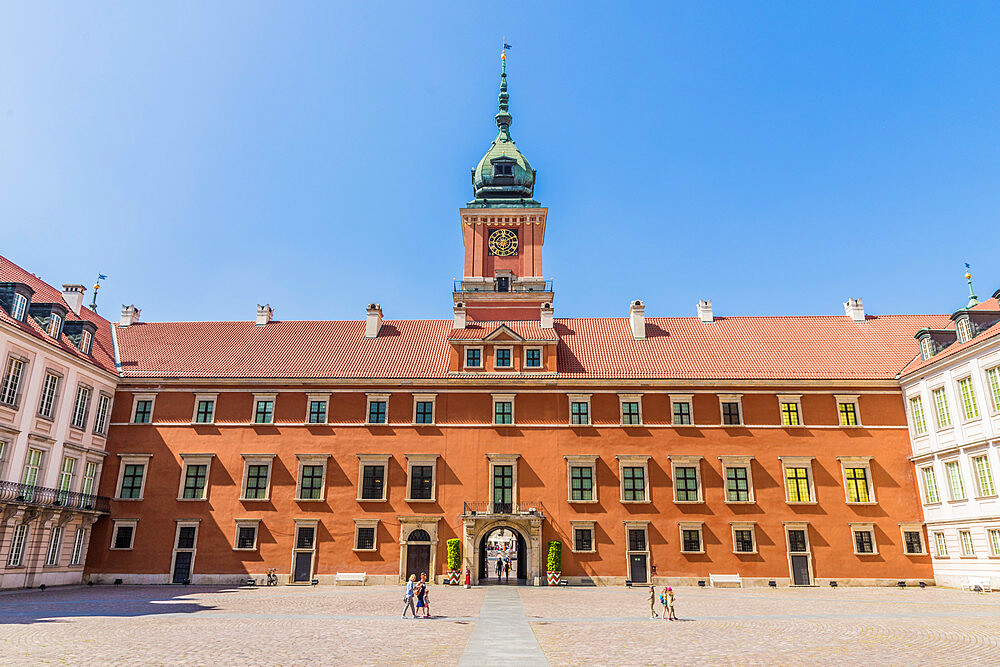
2 2 998 322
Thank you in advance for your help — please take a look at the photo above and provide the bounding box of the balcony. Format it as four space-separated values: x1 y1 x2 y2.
0 480 111 514
463 500 545 518
453 279 553 294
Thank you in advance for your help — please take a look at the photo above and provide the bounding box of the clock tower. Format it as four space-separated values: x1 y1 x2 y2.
455 52 552 322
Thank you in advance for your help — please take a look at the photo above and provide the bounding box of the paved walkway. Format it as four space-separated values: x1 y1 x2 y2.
459 586 547 666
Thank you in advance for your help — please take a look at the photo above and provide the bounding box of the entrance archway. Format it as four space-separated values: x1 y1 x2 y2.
478 525 527 584
405 529 431 581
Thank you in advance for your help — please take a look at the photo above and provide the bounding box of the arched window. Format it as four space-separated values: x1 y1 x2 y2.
408 529 431 542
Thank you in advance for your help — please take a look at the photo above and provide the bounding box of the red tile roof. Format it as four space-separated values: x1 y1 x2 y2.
899 297 1000 376
114 312 951 381
448 321 560 341
0 255 116 374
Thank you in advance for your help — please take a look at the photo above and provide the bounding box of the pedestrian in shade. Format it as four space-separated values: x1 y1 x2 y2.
495 556 502 580
503 557 511 582
402 574 417 619
648 585 658 619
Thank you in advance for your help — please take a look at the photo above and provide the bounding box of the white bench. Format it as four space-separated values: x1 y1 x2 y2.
709 573 743 588
335 572 367 586
961 576 992 593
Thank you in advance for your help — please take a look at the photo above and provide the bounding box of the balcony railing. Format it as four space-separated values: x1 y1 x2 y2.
453 280 554 293
0 480 111 514
463 500 545 517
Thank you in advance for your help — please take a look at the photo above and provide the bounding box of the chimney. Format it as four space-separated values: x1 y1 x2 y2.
365 303 383 338
697 299 713 323
629 300 645 340
62 284 86 316
844 298 865 322
540 302 554 329
256 303 274 326
119 304 141 327
454 302 467 329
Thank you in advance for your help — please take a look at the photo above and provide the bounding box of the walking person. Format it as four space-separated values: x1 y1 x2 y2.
660 587 669 620
415 572 428 618
495 556 502 581
665 587 677 621
402 574 417 619
503 557 511 582
648 585 658 619
423 580 432 619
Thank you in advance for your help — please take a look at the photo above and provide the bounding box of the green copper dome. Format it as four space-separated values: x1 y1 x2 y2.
468 56 539 208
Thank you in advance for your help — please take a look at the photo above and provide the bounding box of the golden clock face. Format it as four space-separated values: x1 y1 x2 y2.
488 228 518 256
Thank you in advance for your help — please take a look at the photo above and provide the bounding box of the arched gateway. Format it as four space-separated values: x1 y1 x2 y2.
463 510 545 585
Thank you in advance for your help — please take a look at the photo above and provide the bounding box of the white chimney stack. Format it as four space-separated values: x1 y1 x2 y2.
698 299 713 323
454 302 467 329
844 298 865 322
629 300 645 340
256 303 274 326
62 284 86 316
365 303 383 338
540 302 554 329
119 304 141 327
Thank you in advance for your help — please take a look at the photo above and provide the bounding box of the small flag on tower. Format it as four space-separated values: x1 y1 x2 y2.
503 43 512 50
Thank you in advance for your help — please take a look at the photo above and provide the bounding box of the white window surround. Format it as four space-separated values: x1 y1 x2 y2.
779 456 817 504
565 454 599 504
233 518 262 551
464 346 484 369
970 453 997 499
908 393 929 437
933 531 949 558
20 440 51 487
492 393 516 425
239 453 276 501
110 519 138 550
365 392 390 424
356 453 391 502
623 520 650 583
570 520 597 553
177 453 214 501
523 346 543 369
487 453 520 508
411 393 438 425
834 394 862 427
114 453 153 501
295 453 331 502
849 522 878 555
93 392 112 435
719 455 755 504
46 525 64 566
930 385 953 431
943 458 967 502
37 369 62 420
493 346 514 369
837 456 877 505
959 529 975 557
899 523 927 555
669 455 704 503
618 393 643 426
988 526 1000 558
0 353 28 408
678 521 705 554
567 393 592 426
985 366 1000 414
11 292 27 321
730 521 757 554
718 393 743 425
130 393 156 424
191 393 219 424
292 519 319 579
404 453 439 502
919 465 941 505
955 375 981 424
70 383 92 430
353 518 380 552
616 454 650 504
305 392 331 424
79 328 92 354
777 394 804 426
252 393 277 424
669 393 693 426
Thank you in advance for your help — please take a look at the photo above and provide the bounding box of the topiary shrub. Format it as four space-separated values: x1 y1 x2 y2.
447 538 462 571
546 540 562 572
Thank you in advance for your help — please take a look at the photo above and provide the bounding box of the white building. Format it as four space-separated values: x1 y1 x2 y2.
0 256 117 589
901 286 1000 589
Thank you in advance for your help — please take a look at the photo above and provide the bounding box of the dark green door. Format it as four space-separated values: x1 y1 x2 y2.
493 465 513 513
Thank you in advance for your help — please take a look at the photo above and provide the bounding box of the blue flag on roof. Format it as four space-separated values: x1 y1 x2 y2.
503 43 512 50
98 274 108 280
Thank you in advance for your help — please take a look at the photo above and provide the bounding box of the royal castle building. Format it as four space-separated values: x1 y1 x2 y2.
7 58 973 588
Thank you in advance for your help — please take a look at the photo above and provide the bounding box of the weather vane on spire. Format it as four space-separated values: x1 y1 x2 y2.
89 273 107 312
965 263 980 308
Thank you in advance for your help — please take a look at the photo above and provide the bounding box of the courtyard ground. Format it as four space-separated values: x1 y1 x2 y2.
0 582 996 665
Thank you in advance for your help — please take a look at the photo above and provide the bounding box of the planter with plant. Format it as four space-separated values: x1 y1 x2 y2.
546 540 562 586
446 538 462 585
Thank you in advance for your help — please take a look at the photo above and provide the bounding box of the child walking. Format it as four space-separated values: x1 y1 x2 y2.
664 586 677 621
648 585 658 619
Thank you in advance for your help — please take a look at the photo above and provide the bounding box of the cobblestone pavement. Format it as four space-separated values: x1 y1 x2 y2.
0 583 996 665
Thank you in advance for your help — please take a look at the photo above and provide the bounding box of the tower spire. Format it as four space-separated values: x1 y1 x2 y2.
965 263 980 308
495 48 512 140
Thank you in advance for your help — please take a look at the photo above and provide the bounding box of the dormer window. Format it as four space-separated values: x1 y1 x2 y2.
48 313 62 338
956 317 972 343
79 329 93 355
920 336 934 361
493 163 514 176
11 293 27 321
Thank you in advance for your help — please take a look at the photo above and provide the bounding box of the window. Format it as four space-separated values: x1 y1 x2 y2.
132 397 153 424
988 528 1000 557
296 524 316 550
406 455 438 501
732 524 756 553
70 527 86 565
0 356 24 406
21 448 44 488
194 397 216 424
945 461 966 501
573 525 594 552
934 532 948 558
46 526 63 566
902 527 925 555
242 462 272 500
71 385 91 429
93 394 111 434
839 457 875 504
354 521 378 551
412 394 436 425
58 456 77 501
79 329 93 354
722 401 741 425
782 460 813 503
235 522 259 550
182 465 208 499
671 458 702 503
366 394 389 424
780 400 801 426
493 395 514 424
932 388 952 429
570 401 590 425
493 163 513 176
495 347 512 368
957 377 980 421
957 317 972 343
722 458 753 503
492 462 514 511
253 397 274 424
959 530 975 557
622 467 646 502
0 439 7 479
919 466 939 503
306 394 329 424
7 524 28 566
571 466 593 501
48 313 62 338
671 397 692 425
296 455 329 501
37 371 60 418
465 347 482 368
81 461 98 498
11 292 27 321
680 524 703 553
985 367 1000 412
909 396 927 435
175 525 197 550
852 525 876 555
118 463 145 499
357 454 389 501
524 348 541 368
111 521 136 550
628 527 647 552
621 401 640 425
837 397 860 426
972 455 996 497
920 336 934 360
